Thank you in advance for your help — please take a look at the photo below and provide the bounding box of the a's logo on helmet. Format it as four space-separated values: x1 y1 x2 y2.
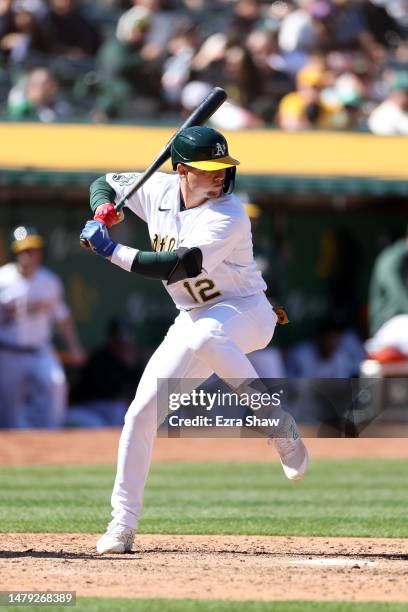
214 142 226 157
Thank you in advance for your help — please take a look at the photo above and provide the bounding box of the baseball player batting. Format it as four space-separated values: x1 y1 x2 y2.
80 126 309 554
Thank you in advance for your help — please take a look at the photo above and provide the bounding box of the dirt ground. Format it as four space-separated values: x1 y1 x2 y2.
1 430 408 602
2 534 408 602
2 428 408 465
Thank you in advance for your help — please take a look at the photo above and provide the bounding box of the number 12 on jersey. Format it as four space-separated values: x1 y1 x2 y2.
183 279 221 303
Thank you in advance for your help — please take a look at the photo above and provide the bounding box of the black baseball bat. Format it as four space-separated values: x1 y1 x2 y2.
114 86 227 212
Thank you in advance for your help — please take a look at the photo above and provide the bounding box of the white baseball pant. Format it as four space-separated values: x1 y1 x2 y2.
0 346 66 429
110 292 277 529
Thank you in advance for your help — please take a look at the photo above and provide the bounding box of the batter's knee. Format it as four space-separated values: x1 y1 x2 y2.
124 399 157 432
187 319 226 361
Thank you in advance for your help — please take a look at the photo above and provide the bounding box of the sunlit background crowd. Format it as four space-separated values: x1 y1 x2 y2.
0 0 407 133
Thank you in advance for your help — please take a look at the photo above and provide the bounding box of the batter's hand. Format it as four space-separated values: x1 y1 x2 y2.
94 203 124 228
58 348 87 367
80 220 117 258
273 306 290 325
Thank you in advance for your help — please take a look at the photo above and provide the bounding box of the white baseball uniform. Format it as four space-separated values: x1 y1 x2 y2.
0 263 69 428
104 171 277 530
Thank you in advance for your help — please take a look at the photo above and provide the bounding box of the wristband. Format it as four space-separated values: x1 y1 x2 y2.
111 244 139 272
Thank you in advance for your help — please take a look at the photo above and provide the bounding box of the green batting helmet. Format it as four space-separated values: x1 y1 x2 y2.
10 225 44 254
171 126 240 194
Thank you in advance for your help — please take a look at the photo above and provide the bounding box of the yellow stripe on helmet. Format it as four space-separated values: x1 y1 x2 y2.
184 155 240 171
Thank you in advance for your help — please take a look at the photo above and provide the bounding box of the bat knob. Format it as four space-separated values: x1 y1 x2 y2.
80 238 92 249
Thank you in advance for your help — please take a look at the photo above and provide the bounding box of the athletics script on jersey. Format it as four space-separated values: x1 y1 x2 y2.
151 233 176 252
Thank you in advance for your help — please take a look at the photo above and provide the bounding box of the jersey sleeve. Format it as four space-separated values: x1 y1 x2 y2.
105 172 147 222
182 213 247 275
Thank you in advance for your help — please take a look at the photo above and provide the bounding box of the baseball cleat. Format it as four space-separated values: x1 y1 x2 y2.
272 414 309 481
96 523 135 554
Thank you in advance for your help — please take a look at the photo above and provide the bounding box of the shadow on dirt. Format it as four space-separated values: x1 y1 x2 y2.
1 549 408 561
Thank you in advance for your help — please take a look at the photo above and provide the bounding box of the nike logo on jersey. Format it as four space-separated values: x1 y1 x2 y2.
158 206 171 211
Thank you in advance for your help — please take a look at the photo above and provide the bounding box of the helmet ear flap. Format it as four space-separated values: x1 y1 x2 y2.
223 167 236 194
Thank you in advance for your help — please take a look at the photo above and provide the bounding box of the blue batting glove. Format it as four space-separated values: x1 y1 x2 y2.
80 220 117 258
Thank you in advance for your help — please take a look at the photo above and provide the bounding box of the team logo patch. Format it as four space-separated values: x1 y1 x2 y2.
214 142 226 157
112 173 139 187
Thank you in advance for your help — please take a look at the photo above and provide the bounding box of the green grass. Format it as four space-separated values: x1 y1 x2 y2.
3 599 407 612
1 460 408 537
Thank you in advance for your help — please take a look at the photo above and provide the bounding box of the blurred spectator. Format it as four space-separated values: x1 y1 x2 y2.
278 0 320 53
0 225 85 429
384 0 408 30
161 17 200 104
134 0 178 62
279 0 382 57
368 228 408 337
190 31 227 76
286 320 363 378
93 5 162 119
227 0 265 41
68 317 144 427
7 66 72 121
322 71 366 129
217 45 262 109
41 0 101 58
368 71 408 135
0 0 52 66
193 38 265 111
245 28 295 121
277 57 343 129
0 0 406 125
181 80 263 129
391 39 408 71
359 0 402 48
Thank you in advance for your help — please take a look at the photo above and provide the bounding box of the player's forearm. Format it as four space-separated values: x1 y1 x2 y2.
111 244 179 279
111 244 202 284
89 176 116 213
89 178 125 227
80 221 203 283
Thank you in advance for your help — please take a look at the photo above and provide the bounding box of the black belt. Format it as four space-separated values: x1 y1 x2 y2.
0 342 40 353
